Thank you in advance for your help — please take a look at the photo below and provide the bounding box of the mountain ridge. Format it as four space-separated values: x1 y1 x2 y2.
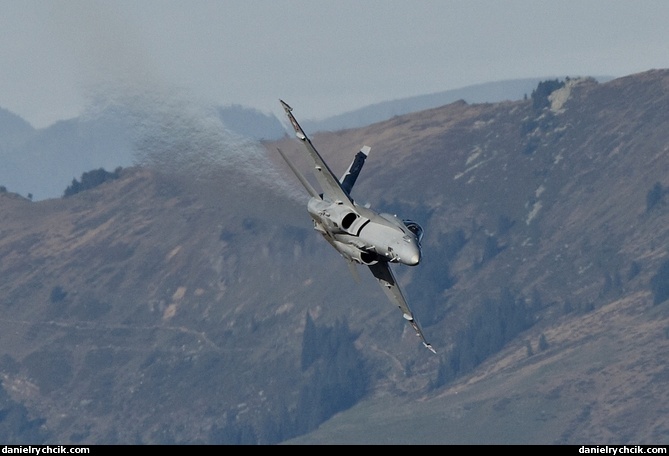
299 76 612 133
0 77 591 200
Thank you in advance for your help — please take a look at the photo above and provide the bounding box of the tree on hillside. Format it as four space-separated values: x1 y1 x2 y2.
538 333 549 351
531 79 565 111
434 287 535 388
295 316 368 435
646 182 664 212
650 258 669 305
63 167 123 197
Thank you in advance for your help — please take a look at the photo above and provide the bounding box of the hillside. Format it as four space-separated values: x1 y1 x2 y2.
0 70 668 444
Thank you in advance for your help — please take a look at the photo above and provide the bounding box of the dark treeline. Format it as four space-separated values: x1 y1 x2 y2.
434 287 536 388
209 314 369 445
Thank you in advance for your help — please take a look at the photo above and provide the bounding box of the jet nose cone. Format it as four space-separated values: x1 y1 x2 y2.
406 251 420 266
401 246 421 266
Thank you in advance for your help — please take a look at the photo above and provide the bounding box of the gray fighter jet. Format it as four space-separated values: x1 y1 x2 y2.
277 100 435 354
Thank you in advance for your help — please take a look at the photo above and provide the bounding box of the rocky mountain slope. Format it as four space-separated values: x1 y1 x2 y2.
0 70 668 444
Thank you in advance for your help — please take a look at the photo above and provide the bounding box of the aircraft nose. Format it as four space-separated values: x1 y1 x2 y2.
402 245 421 266
406 251 420 266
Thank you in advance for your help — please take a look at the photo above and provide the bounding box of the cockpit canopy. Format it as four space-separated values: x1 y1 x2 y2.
402 219 424 244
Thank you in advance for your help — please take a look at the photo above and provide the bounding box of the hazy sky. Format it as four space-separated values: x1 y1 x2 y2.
2 0 669 128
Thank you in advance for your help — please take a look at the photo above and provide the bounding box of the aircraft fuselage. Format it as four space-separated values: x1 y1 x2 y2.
307 197 421 266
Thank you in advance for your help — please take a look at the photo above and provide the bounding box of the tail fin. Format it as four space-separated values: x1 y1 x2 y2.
340 146 370 195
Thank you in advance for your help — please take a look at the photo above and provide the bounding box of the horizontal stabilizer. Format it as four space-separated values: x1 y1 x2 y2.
276 148 320 199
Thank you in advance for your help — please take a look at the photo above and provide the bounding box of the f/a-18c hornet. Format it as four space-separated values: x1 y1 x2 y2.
277 100 435 354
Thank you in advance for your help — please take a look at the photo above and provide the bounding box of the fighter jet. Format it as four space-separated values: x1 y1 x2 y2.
277 100 436 354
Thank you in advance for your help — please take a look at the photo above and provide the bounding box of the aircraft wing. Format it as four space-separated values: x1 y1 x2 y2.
368 262 436 354
280 100 354 206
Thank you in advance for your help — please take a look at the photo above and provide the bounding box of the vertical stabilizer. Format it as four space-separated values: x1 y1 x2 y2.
340 146 370 195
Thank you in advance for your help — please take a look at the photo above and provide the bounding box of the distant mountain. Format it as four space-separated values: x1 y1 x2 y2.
217 104 285 141
1 78 607 200
0 104 280 200
0 69 667 444
0 112 135 200
0 107 34 150
300 76 613 133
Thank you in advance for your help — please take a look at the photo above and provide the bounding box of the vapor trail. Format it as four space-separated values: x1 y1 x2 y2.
82 81 303 201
